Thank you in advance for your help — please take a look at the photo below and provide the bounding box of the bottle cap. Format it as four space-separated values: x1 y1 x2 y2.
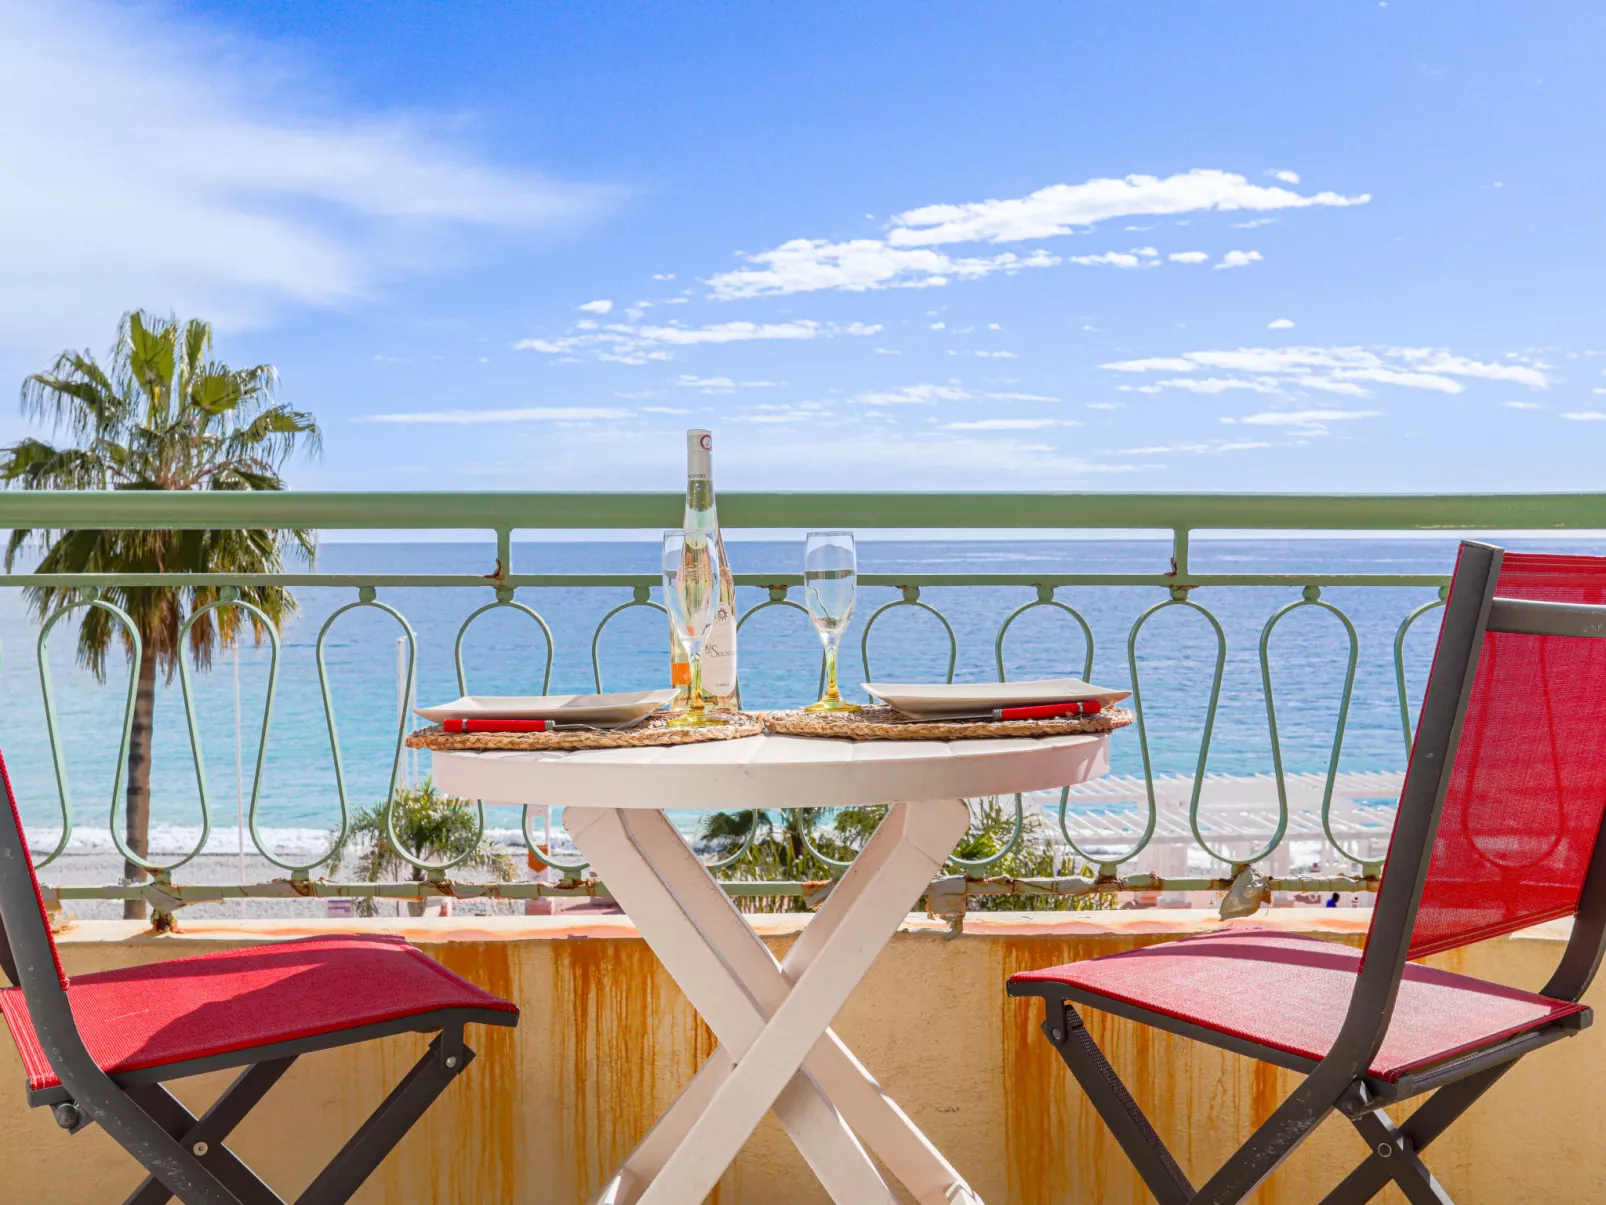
687 429 712 481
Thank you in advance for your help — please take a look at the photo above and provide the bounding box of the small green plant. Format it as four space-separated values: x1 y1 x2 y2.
329 779 518 917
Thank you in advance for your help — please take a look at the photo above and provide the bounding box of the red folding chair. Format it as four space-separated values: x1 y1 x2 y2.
0 752 519 1205
1009 541 1606 1204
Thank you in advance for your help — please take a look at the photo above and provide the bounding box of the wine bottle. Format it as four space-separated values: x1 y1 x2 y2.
670 429 740 707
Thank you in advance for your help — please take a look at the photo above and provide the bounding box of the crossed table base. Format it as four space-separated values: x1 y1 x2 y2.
433 732 1109 1205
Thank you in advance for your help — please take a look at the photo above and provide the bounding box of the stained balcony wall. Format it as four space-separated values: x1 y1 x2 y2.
0 910 1598 1204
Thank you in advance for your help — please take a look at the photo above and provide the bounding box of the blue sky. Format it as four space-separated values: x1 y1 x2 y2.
2 0 1602 494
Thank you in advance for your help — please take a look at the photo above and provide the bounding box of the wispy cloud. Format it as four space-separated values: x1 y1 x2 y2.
577 299 614 314
848 382 972 405
1230 409 1381 429
1103 346 1549 396
360 407 629 424
1169 251 1210 264
515 319 882 364
706 169 1367 298
1267 318 1296 330
1121 440 1271 454
1561 411 1606 421
0 0 613 347
676 375 780 393
944 418 1080 430
886 168 1366 246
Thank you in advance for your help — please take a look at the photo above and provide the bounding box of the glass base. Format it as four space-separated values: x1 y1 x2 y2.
666 710 731 727
804 697 862 713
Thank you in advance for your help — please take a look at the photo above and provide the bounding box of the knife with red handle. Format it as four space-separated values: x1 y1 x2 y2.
922 700 1105 722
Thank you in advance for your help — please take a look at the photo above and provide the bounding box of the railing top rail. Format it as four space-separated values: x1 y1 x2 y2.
4 490 1606 532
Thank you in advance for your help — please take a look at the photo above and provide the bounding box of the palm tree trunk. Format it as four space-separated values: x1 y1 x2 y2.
122 643 157 920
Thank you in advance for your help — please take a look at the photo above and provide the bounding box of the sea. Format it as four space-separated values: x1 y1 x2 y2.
4 535 1599 863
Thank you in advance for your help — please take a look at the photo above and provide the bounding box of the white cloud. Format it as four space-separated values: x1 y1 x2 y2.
1121 440 1271 454
886 168 1367 246
874 348 902 355
987 392 1061 402
0 0 612 348
1152 377 1284 395
360 407 628 424
1067 251 1151 269
1235 409 1380 426
515 319 882 363
1233 218 1278 229
1503 401 1543 410
1101 345 1549 396
1215 250 1264 270
639 405 694 415
849 382 971 405
1271 170 1301 184
1086 402 1125 410
1562 411 1606 421
1267 318 1296 329
651 273 676 281
970 350 1018 359
675 375 779 393
1169 251 1210 264
706 240 1061 299
578 299 614 314
705 168 1367 298
944 418 1078 431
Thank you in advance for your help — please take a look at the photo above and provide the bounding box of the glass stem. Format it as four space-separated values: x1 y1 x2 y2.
688 652 707 717
823 640 841 703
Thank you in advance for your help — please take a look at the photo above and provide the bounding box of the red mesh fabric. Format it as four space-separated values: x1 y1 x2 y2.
0 934 518 1092
1401 550 1606 960
1008 930 1585 1081
0 751 66 989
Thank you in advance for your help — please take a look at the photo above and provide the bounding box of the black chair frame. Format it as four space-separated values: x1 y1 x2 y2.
0 789 517 1205
1010 542 1606 1205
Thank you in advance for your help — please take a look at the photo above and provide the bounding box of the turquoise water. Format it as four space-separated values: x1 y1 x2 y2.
4 536 1598 846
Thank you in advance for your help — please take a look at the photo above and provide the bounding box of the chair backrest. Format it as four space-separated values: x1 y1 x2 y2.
0 751 67 992
1385 547 1606 962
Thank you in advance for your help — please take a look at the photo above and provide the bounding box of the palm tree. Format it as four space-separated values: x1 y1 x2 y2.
1 312 320 918
328 780 519 917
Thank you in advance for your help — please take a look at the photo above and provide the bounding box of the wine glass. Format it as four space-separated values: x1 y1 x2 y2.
803 530 861 712
662 529 726 726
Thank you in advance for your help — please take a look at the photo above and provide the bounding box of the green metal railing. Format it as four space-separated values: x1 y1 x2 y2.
7 489 1602 925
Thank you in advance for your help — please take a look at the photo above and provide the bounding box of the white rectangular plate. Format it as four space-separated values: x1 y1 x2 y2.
862 677 1130 719
415 689 677 726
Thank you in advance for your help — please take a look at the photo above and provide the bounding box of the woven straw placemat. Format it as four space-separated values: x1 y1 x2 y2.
405 712 762 752
759 704 1133 742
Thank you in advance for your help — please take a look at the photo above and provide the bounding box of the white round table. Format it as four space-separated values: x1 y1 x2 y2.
433 732 1110 1205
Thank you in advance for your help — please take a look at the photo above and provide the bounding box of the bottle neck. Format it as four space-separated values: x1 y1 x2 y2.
685 476 718 529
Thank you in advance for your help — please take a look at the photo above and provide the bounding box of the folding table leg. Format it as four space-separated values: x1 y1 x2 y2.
568 806 897 1205
579 805 981 1205
626 799 973 1205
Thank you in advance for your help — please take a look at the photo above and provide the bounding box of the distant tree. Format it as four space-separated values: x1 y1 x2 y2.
2 312 319 918
330 780 518 917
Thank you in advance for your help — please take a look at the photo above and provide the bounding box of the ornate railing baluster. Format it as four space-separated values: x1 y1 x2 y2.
176 589 279 876
308 588 414 878
1121 593 1227 875
36 591 141 871
1394 591 1448 755
1260 587 1360 869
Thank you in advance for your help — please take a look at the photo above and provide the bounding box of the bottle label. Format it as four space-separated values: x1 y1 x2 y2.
701 600 738 695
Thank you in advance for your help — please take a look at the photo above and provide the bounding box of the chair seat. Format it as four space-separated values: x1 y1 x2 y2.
1008 930 1588 1082
0 933 518 1092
